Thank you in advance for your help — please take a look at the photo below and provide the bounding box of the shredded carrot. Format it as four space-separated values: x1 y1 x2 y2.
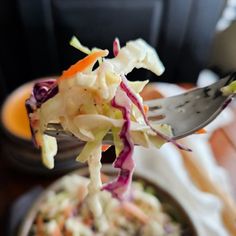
195 128 207 134
102 144 111 152
83 217 93 226
143 105 149 114
100 172 110 183
52 226 63 236
121 201 149 224
65 231 73 236
58 50 108 81
36 214 44 236
63 205 74 218
58 217 65 231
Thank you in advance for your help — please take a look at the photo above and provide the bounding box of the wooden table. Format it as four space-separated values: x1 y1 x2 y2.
210 106 236 198
0 87 236 235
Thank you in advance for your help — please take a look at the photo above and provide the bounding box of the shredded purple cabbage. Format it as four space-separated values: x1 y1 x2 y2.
103 86 134 200
120 76 191 152
25 79 58 113
25 79 58 146
113 38 120 57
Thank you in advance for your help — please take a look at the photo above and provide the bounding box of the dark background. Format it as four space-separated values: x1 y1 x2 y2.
0 0 225 104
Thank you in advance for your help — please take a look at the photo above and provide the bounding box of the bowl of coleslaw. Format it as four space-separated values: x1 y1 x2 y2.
18 165 197 236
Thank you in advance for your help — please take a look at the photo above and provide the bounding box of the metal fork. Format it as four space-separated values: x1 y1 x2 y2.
44 73 236 143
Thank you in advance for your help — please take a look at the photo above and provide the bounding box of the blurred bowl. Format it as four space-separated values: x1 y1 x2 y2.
0 77 85 175
18 165 197 236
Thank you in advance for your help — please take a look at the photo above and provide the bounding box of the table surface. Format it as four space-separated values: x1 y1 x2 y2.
0 86 236 234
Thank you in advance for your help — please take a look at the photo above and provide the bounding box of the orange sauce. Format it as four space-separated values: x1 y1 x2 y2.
2 83 33 140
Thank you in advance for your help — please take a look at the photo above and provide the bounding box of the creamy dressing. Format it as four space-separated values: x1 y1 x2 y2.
86 144 109 232
31 174 181 236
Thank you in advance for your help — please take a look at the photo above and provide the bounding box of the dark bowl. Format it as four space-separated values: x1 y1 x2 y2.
18 165 198 236
0 78 85 175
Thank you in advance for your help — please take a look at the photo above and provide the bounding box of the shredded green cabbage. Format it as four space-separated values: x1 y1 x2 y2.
221 81 236 95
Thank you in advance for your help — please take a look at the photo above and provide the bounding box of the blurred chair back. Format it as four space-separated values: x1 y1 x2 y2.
0 0 225 103
0 66 7 105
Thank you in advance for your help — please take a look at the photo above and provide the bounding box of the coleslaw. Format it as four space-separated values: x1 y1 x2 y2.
30 174 181 236
26 38 186 228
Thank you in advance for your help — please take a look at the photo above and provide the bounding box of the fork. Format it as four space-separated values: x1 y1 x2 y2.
44 72 236 143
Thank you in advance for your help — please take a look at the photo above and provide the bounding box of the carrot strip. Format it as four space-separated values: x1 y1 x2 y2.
58 217 65 231
52 226 63 236
121 201 149 224
83 217 93 226
102 144 111 152
195 128 207 134
58 50 108 81
65 231 73 236
63 205 74 218
100 172 110 183
36 214 44 236
143 105 149 115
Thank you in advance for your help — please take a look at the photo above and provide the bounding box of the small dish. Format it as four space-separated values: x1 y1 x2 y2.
0 78 85 175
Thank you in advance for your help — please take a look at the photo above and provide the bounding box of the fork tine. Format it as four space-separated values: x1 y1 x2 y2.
44 124 79 141
147 107 166 122
145 73 236 139
144 72 236 110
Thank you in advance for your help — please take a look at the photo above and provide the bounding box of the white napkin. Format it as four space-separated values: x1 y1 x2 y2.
134 74 235 236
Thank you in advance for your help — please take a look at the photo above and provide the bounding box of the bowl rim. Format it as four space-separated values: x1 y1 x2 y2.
18 164 198 236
